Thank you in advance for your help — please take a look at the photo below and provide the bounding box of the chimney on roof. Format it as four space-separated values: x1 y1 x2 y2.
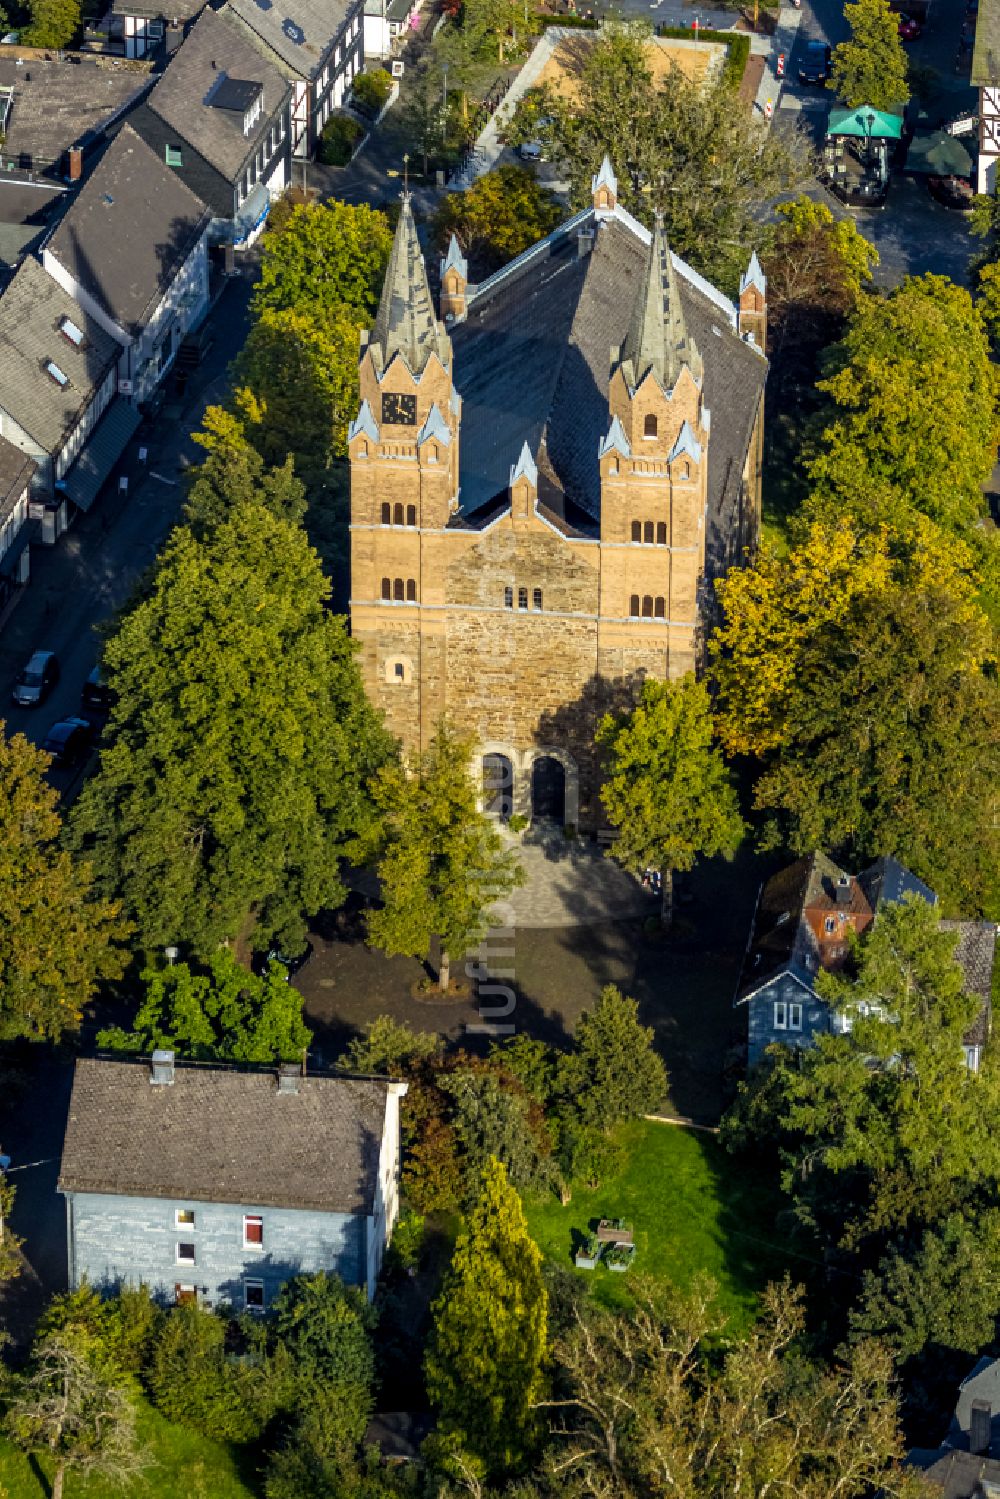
67 145 82 182
277 1062 301 1095
150 1050 175 1086
835 875 852 907
971 1400 992 1456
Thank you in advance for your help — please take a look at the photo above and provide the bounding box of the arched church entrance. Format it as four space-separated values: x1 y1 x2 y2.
482 753 514 820
531 756 566 823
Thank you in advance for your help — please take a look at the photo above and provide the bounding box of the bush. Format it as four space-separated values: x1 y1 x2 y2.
147 1303 265 1443
318 113 363 167
533 10 598 26
387 1210 426 1274
351 68 393 116
507 813 529 833
657 26 751 90
270 1273 375 1423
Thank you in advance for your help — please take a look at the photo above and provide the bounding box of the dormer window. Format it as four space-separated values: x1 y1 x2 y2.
209 76 264 136
643 413 657 438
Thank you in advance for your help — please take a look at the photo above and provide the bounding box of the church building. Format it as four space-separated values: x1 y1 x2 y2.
348 159 768 829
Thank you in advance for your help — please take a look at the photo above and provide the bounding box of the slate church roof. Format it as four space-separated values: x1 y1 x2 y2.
58 1056 395 1214
450 204 767 562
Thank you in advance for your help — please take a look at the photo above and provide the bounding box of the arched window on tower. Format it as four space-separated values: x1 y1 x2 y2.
654 597 666 618
656 521 667 546
532 588 542 610
642 595 653 618
381 578 391 600
643 521 654 544
381 502 391 524
393 578 404 601
406 504 416 526
629 595 640 618
644 413 657 438
504 586 514 608
393 502 404 525
631 520 641 543
406 578 417 601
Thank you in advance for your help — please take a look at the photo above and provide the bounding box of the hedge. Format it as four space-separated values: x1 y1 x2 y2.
533 11 600 27
656 25 751 90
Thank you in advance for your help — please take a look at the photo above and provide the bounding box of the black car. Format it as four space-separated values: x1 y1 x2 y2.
81 665 116 715
42 716 93 767
252 943 314 980
799 40 831 83
12 649 59 707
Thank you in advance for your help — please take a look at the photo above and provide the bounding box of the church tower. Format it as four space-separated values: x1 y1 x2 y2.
349 196 461 747
599 216 710 675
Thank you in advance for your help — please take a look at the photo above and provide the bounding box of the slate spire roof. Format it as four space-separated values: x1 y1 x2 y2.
619 212 703 392
371 193 450 376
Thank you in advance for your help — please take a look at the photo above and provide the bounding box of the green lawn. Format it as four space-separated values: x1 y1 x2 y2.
525 1119 793 1325
0 1397 257 1499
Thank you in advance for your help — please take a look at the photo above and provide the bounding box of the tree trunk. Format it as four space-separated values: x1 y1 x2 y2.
53 1462 66 1499
660 868 674 929
439 948 451 991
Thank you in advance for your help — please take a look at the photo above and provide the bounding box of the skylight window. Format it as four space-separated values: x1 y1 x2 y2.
45 361 69 388
59 317 84 347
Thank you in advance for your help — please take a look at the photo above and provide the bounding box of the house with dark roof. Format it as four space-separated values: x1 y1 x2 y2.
41 124 211 408
0 433 35 610
348 162 768 828
130 8 291 247
58 1053 407 1309
222 0 363 158
0 53 151 183
0 255 128 531
736 853 994 1070
909 1356 1000 1495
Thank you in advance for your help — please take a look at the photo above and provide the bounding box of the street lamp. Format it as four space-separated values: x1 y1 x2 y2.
164 945 179 965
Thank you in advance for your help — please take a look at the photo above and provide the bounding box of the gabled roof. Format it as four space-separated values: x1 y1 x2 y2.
144 8 290 185
859 855 937 912
943 919 996 1049
46 125 210 337
223 0 351 79
735 852 868 1003
0 55 150 176
58 1056 396 1215
0 256 120 455
371 193 450 377
0 432 36 509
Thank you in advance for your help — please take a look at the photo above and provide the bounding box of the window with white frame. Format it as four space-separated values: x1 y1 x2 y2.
773 1001 787 1030
243 1214 264 1249
176 1241 196 1264
788 1002 803 1031
244 1279 265 1310
174 1208 195 1228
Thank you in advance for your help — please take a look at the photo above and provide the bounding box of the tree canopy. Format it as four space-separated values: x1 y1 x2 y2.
183 404 306 537
0 725 129 1043
22 0 80 47
596 675 744 920
425 1157 548 1474
432 166 562 278
763 195 878 366
251 201 393 322
506 19 802 289
712 516 1000 915
68 501 394 958
569 984 668 1128
829 0 910 110
367 721 523 990
96 950 311 1063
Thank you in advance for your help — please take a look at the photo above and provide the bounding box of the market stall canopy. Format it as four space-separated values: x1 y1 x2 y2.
906 129 974 175
827 105 905 140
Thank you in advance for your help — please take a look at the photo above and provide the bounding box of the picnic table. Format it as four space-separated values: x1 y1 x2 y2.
596 1219 633 1247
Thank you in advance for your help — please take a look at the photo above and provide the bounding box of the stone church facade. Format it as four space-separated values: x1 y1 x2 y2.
349 160 768 829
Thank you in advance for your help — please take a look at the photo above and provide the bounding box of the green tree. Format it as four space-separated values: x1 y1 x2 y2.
147 1303 266 1442
570 984 667 1129
0 1162 21 1285
68 502 394 958
432 166 562 278
231 307 363 471
367 722 523 991
596 675 745 923
809 274 1000 535
829 0 910 109
506 19 802 289
0 725 129 1043
425 1157 547 1474
763 195 878 363
271 1273 375 1407
252 201 393 322
22 0 80 47
337 1014 444 1077
439 1067 553 1200
184 403 306 537
8 1332 143 1499
97 949 311 1063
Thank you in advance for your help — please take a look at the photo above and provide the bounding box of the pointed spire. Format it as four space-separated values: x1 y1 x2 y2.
441 233 467 280
669 420 702 465
371 194 450 376
599 414 631 460
591 154 618 210
348 399 379 445
740 250 765 297
620 215 702 392
509 440 537 490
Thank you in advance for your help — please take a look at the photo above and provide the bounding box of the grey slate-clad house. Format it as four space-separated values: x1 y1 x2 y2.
737 852 994 1070
909 1356 1000 1494
58 1053 408 1308
0 53 151 182
0 433 35 609
130 8 292 247
0 256 125 535
223 0 364 158
41 125 212 410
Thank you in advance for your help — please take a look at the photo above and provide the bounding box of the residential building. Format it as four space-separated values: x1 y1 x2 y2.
223 0 364 158
0 434 35 610
58 1053 408 1308
972 0 1000 193
42 124 212 406
130 7 291 247
909 1356 1000 1494
0 255 126 536
363 0 419 61
98 0 204 59
736 852 995 1070
0 53 151 181
348 163 767 829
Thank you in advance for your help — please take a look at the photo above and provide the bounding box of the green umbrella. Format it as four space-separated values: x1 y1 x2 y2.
907 130 974 176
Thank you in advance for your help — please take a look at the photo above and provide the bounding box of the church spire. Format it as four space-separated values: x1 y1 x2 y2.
619 214 702 392
371 193 450 376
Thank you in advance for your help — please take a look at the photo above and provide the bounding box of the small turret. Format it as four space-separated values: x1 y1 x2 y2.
738 250 767 352
439 234 468 322
508 440 538 522
591 155 618 215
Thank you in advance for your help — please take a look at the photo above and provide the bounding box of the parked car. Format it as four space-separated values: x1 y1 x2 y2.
12 650 59 707
42 717 93 767
898 14 922 38
798 40 831 83
81 665 116 715
251 943 314 981
519 141 544 161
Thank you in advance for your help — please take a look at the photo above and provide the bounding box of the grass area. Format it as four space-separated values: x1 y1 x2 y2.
525 1118 792 1326
0 1397 257 1499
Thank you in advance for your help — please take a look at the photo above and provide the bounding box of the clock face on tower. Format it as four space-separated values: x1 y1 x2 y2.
381 392 417 426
